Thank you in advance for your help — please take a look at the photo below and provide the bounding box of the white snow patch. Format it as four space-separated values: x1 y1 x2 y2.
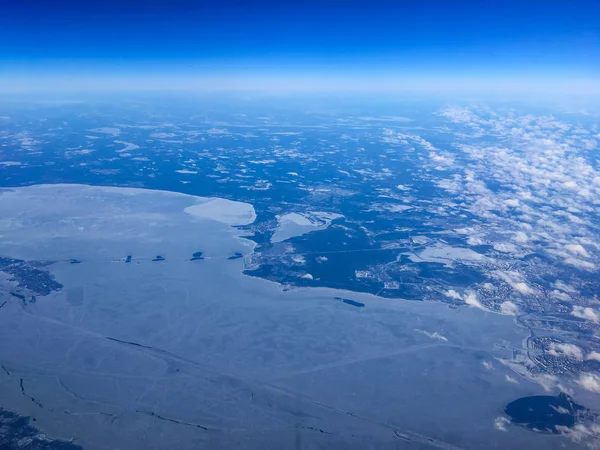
271 211 342 243
410 245 485 266
415 329 448 342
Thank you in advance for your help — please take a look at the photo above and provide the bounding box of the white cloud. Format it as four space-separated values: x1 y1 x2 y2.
500 301 519 316
505 375 519 384
572 306 599 323
513 282 534 295
493 242 519 253
556 423 600 445
548 343 583 360
430 109 600 298
494 417 510 432
291 255 306 265
513 231 529 243
563 257 596 271
577 373 600 393
444 290 462 300
493 271 535 295
586 352 600 362
89 127 120 137
562 180 578 190
550 289 571 301
554 280 577 294
482 361 493 370
467 236 484 245
481 282 495 291
533 373 559 392
564 244 590 258
464 291 485 310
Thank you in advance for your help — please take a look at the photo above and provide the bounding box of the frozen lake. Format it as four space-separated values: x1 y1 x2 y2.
0 185 585 450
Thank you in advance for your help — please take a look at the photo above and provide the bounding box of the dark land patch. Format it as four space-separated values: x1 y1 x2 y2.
0 407 82 449
505 392 584 434
1 257 63 296
335 297 365 308
190 252 204 261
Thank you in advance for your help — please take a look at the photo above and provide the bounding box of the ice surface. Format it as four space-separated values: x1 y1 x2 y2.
271 211 342 243
0 185 582 450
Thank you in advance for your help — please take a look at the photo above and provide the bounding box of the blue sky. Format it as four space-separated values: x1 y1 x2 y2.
1 0 598 92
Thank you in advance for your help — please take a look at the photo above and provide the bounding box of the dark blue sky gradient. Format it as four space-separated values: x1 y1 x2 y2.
1 1 599 82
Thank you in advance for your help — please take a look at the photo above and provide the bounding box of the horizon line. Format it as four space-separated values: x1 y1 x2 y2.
0 74 598 96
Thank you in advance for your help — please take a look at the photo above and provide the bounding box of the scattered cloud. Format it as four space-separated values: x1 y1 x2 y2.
572 306 599 323
555 423 600 445
513 231 529 243
492 271 535 295
586 351 600 362
464 291 486 311
500 301 519 316
548 343 583 360
577 373 600 393
535 374 559 392
88 127 120 137
494 417 510 432
444 290 462 300
565 244 590 258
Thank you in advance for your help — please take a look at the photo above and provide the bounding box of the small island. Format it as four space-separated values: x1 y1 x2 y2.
190 252 204 261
